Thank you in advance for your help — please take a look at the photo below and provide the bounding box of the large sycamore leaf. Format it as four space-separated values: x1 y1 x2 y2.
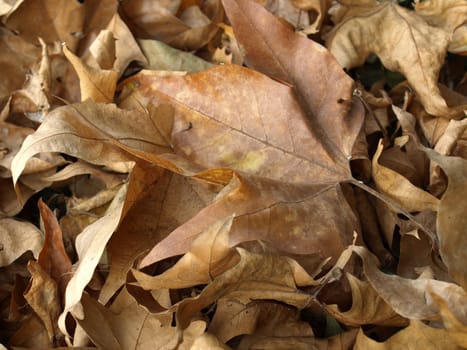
222 0 364 165
326 0 464 118
124 64 359 184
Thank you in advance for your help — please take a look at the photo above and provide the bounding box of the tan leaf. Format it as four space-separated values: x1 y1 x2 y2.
209 299 313 343
292 0 332 34
88 29 116 70
24 261 62 344
352 245 467 321
372 139 439 212
11 101 171 189
58 184 128 338
326 0 464 118
354 320 458 350
325 273 408 327
430 290 467 348
175 248 314 329
120 0 223 51
0 218 43 267
414 0 467 37
133 216 239 290
77 288 207 350
62 44 118 103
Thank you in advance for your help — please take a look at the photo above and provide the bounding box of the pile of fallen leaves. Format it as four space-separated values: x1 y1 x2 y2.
0 0 466 348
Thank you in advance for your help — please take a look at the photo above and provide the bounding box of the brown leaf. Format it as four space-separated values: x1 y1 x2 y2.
326 0 464 118
175 248 314 329
222 0 364 166
120 0 223 51
37 198 72 300
372 139 439 212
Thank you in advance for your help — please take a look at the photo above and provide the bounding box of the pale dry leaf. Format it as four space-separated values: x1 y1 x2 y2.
326 0 463 118
63 44 118 103
58 184 128 338
414 0 467 54
352 245 467 321
24 261 61 344
0 218 43 266
106 13 148 75
88 29 116 70
372 139 439 212
354 320 458 350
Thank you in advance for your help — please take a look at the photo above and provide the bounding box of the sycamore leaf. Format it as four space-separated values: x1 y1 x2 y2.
100 170 220 304
222 0 364 165
326 0 463 118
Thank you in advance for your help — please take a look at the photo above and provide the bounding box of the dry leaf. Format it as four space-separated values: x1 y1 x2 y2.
354 320 458 350
62 44 118 103
372 139 439 212
326 0 464 118
0 218 43 266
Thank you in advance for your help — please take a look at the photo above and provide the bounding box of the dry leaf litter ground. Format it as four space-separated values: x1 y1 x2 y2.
0 0 466 349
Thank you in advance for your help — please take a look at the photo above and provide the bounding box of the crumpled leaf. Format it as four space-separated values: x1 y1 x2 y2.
372 139 439 212
414 0 467 54
292 0 333 34
120 0 223 51
352 245 467 322
326 0 464 118
175 248 314 330
325 273 408 327
57 184 128 338
354 320 458 350
77 288 209 350
0 218 43 266
23 260 62 344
